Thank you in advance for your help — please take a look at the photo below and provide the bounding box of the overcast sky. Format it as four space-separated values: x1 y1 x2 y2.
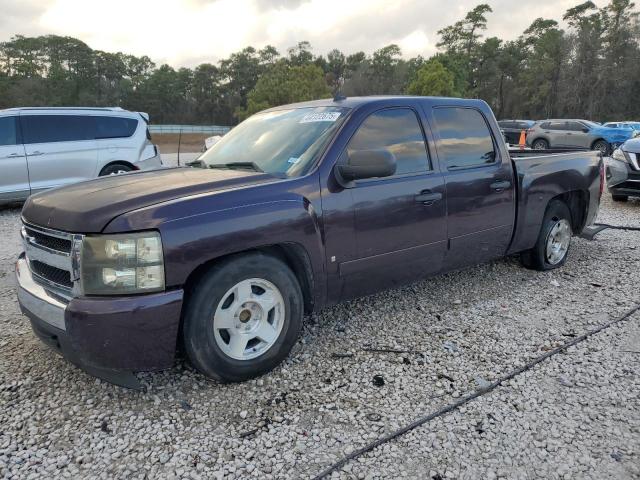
0 0 610 67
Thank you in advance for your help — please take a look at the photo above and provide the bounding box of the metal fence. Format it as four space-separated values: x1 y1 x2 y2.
149 124 231 135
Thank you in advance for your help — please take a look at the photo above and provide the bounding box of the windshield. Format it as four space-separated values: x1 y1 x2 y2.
198 106 349 177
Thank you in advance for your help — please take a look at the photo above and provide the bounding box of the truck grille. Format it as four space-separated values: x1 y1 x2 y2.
23 226 72 253
21 222 80 295
30 260 73 288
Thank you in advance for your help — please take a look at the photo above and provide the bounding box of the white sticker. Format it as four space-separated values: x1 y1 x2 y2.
300 112 341 123
287 157 300 164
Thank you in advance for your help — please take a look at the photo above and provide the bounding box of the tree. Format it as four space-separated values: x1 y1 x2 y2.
406 59 459 97
236 61 330 120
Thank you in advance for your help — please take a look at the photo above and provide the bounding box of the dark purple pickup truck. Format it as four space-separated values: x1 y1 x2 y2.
16 96 603 387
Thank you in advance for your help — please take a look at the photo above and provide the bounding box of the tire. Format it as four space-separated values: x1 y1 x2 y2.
99 163 134 176
532 139 549 150
183 252 303 382
612 194 628 202
592 140 610 156
520 201 572 271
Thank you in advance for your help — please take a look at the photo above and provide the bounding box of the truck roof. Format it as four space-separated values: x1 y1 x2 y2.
264 95 489 112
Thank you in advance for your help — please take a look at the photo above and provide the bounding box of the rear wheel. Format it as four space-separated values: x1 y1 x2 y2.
612 194 628 202
521 201 572 271
183 253 303 382
99 163 133 176
532 139 549 150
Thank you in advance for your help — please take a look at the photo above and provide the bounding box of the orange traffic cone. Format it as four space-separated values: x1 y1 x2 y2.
518 130 526 150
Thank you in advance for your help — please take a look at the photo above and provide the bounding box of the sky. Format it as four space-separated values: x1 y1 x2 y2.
0 0 610 67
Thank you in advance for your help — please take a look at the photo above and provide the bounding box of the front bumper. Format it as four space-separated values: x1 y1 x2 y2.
16 254 183 386
606 157 640 197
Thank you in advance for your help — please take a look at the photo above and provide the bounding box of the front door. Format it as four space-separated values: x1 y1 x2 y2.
328 107 447 300
21 114 98 192
0 116 29 202
430 106 515 270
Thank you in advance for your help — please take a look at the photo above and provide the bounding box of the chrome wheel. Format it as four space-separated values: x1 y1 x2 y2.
545 219 571 265
213 278 285 361
109 169 128 175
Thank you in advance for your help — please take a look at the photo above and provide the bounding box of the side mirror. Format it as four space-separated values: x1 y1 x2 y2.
335 149 397 187
582 128 589 133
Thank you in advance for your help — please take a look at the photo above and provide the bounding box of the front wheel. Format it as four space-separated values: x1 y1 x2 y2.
183 253 303 382
592 140 610 156
521 201 572 271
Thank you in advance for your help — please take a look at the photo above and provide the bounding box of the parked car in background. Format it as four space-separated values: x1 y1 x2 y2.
603 121 640 131
203 135 223 151
498 119 535 145
16 96 602 387
526 119 635 154
0 107 162 204
607 137 640 201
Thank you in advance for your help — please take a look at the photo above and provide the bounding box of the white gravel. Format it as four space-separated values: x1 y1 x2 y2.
0 194 639 479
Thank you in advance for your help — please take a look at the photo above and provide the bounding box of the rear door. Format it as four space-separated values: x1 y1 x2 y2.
0 116 29 202
565 121 591 148
429 106 515 270
21 114 98 192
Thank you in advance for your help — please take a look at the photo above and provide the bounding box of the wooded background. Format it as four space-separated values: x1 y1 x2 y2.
1 1 638 125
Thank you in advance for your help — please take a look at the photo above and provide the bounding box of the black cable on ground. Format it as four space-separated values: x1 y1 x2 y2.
313 305 640 480
593 223 640 232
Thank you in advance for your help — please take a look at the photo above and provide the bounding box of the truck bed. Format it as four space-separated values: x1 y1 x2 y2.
507 148 602 255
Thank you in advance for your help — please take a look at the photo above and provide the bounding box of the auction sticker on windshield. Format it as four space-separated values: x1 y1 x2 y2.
300 112 341 123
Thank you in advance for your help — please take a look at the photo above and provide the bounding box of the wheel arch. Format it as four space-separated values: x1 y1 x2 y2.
99 161 137 176
546 190 589 233
182 242 315 315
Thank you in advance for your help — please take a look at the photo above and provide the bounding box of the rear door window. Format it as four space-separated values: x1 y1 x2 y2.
22 115 95 144
0 116 18 146
347 108 430 176
566 121 586 132
432 107 496 169
95 116 139 139
546 121 567 131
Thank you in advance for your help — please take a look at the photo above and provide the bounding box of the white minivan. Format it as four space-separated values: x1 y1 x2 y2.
0 107 162 204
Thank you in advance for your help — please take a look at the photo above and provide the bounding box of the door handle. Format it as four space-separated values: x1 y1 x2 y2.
490 180 511 192
7 152 22 157
415 191 442 205
28 151 43 156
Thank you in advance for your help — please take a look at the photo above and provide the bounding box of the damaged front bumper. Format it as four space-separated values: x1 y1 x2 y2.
16 254 183 388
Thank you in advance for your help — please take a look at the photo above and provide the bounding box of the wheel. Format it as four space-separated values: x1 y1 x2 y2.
183 253 303 382
612 194 628 202
520 201 572 271
532 139 549 150
99 163 133 176
592 140 610 156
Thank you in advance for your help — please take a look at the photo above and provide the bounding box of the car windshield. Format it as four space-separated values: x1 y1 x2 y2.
198 106 349 177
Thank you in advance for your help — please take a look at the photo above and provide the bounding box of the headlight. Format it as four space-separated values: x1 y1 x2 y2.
80 232 165 295
611 148 629 163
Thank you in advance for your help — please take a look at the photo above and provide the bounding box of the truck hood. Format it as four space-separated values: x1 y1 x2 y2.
22 167 276 233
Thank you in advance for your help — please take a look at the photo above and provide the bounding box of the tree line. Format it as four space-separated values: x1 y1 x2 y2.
1 0 638 125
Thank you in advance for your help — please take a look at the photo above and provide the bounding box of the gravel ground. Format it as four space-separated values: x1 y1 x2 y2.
0 194 639 479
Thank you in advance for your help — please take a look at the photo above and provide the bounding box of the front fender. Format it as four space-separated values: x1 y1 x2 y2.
156 198 324 290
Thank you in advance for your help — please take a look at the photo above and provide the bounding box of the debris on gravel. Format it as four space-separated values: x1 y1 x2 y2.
0 195 639 479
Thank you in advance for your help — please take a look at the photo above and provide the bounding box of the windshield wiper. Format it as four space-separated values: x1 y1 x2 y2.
209 161 263 172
